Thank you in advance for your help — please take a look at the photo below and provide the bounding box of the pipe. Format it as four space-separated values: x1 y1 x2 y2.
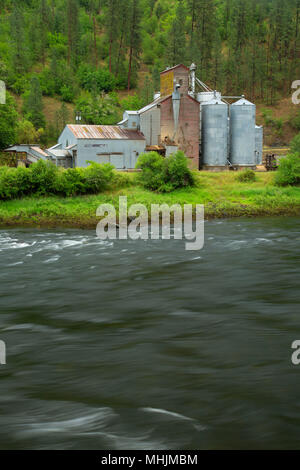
195 77 212 92
172 84 181 138
190 63 197 97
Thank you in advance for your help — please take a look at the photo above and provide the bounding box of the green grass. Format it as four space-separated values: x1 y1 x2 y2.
0 171 299 228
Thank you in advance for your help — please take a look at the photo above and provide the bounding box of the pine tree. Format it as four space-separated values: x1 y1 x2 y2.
0 93 18 150
56 102 70 134
10 1 28 74
115 6 129 79
210 31 223 90
67 0 79 67
152 64 160 92
166 0 186 66
39 0 50 65
107 0 120 73
24 77 46 130
127 0 142 91
140 75 154 105
192 0 217 81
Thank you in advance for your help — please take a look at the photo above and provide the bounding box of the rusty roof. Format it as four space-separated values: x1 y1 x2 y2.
30 146 48 157
160 64 190 75
67 125 145 140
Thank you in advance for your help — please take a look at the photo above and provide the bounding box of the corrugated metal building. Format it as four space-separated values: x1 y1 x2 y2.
57 125 146 169
4 144 50 166
139 100 161 146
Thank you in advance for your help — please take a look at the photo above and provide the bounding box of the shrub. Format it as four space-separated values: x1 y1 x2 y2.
289 133 300 154
110 171 133 189
16 120 44 145
165 151 195 190
60 84 74 103
0 160 128 201
274 153 300 186
136 151 195 192
236 169 257 183
30 160 59 195
56 168 85 196
0 166 32 199
83 161 115 193
77 65 116 93
136 151 165 191
75 92 121 125
120 93 144 111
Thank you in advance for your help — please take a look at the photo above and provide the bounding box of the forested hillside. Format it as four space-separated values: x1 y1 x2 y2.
0 0 300 149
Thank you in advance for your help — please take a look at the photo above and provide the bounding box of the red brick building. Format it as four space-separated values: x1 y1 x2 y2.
159 65 200 169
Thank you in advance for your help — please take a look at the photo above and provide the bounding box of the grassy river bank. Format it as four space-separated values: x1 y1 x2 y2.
0 172 299 228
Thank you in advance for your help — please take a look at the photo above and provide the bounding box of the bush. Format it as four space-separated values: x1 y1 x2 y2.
0 160 122 200
136 151 195 192
289 133 300 154
60 84 74 103
120 94 144 111
82 161 115 194
30 160 59 195
110 171 133 189
75 92 121 125
77 65 116 93
136 152 165 191
56 168 85 196
0 166 32 199
274 153 300 186
165 151 195 190
236 169 257 183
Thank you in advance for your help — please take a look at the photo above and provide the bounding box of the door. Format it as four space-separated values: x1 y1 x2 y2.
110 154 124 169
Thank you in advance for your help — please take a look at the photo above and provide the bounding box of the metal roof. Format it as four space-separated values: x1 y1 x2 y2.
65 143 77 150
138 94 171 114
118 118 127 125
232 98 255 106
67 125 145 140
4 145 48 157
48 149 71 158
160 64 190 75
30 146 48 157
201 97 227 106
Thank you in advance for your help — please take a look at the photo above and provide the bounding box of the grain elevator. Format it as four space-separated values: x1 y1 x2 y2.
118 63 263 170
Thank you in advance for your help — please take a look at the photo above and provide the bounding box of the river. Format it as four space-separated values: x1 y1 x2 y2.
0 217 299 450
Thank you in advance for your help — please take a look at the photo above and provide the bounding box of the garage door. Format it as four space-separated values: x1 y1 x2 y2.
98 155 110 164
110 154 124 169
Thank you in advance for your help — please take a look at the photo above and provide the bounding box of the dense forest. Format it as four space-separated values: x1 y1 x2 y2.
0 0 300 149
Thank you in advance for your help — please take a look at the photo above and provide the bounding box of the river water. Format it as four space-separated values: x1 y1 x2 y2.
0 217 299 450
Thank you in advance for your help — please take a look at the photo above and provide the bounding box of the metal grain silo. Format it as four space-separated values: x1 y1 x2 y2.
230 98 256 166
198 91 222 153
255 125 263 165
201 97 228 166
197 91 221 104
